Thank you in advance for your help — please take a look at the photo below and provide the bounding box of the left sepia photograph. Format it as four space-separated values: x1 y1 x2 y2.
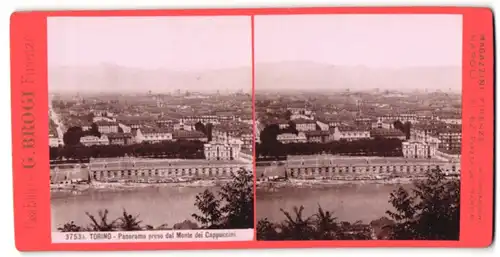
48 16 254 242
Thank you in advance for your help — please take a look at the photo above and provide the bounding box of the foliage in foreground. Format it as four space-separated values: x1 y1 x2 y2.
386 168 460 240
257 205 372 240
256 168 460 240
192 168 254 229
58 168 253 232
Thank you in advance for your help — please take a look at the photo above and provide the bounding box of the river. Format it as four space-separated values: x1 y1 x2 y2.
51 186 211 231
256 182 412 224
51 182 413 231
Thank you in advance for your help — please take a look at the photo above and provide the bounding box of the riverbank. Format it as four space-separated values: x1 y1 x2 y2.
256 177 417 189
50 179 230 195
256 173 459 189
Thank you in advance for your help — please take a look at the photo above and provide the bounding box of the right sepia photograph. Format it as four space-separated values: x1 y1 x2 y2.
254 14 462 241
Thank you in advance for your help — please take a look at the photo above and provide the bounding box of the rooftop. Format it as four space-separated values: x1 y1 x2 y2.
370 128 405 137
106 132 133 139
293 118 317 124
89 157 248 170
286 155 452 167
140 127 173 134
336 125 370 132
172 130 207 139
116 116 156 122
304 130 330 137
95 120 118 126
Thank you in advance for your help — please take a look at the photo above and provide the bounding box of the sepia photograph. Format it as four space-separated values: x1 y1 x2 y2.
254 14 462 240
48 16 254 238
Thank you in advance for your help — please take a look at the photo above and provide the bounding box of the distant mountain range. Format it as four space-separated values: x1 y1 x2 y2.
49 61 461 94
48 64 252 93
255 61 461 93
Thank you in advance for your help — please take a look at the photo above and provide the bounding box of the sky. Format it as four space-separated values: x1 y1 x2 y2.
48 16 252 71
254 14 463 68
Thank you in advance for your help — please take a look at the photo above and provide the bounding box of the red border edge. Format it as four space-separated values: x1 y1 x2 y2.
10 7 494 251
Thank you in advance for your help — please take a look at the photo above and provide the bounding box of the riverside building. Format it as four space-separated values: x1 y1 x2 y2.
282 154 459 180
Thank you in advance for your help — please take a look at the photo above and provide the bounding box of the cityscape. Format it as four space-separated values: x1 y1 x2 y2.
255 89 461 240
48 14 462 241
254 14 462 241
49 90 254 231
48 16 254 234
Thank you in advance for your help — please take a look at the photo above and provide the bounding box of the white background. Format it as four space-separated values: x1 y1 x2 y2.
1 0 498 256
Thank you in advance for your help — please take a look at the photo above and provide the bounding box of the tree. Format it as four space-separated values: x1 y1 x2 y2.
278 206 315 240
393 120 404 131
117 209 143 231
194 121 206 134
386 168 460 240
256 219 281 240
403 122 411 140
288 121 298 135
83 112 94 123
89 123 101 138
49 146 60 160
219 168 254 229
205 123 214 142
192 168 254 229
192 190 223 229
63 126 84 146
85 209 119 231
284 110 292 120
173 220 199 230
313 205 339 240
58 221 84 232
256 205 372 240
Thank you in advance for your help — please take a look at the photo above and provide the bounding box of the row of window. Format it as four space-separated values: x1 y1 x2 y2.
286 165 457 174
340 133 370 137
93 167 239 177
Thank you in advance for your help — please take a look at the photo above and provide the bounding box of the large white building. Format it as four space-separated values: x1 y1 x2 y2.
204 139 242 161
378 114 418 124
80 135 110 146
277 132 307 144
410 128 441 144
283 155 460 180
95 121 119 134
173 121 196 131
49 137 63 147
82 158 250 182
135 128 173 143
329 126 371 141
294 119 317 132
402 140 438 159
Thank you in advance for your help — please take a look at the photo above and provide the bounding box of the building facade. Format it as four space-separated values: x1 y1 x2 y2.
96 121 119 134
172 130 208 142
329 126 371 141
135 128 173 143
402 140 438 159
277 132 307 144
49 137 63 147
87 158 250 182
378 114 418 124
438 128 462 152
315 120 330 131
80 135 110 146
107 133 134 145
410 128 441 144
204 140 242 161
181 115 219 124
283 156 459 180
305 130 330 143
173 121 196 131
370 128 406 140
294 119 317 132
